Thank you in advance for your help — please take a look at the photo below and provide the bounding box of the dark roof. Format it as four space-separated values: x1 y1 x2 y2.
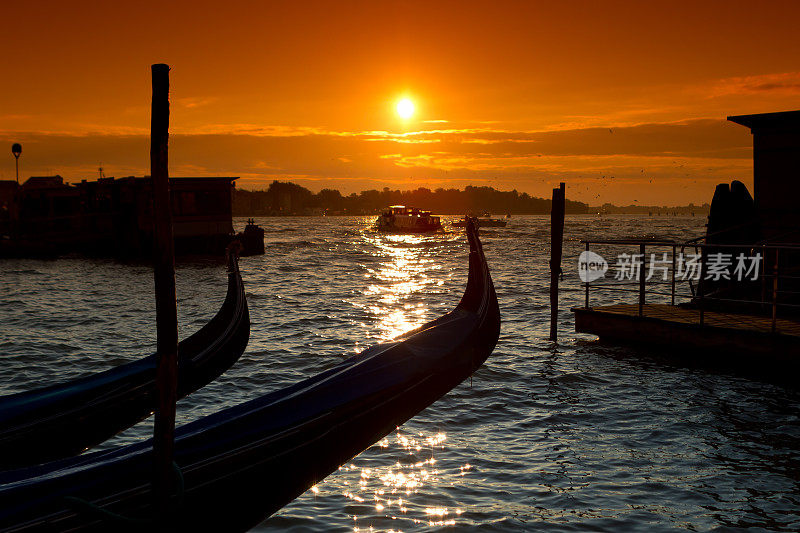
138 176 238 182
728 110 800 131
173 177 238 181
22 176 66 189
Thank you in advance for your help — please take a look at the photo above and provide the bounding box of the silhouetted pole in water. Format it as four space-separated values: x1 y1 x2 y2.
549 182 565 341
150 63 178 520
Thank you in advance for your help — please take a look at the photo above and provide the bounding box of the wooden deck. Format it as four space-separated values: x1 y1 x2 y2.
573 303 800 360
584 303 800 337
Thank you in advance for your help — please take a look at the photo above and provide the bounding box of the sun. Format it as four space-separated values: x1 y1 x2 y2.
396 98 415 119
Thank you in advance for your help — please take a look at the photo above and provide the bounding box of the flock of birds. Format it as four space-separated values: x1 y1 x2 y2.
392 127 717 205
569 159 705 204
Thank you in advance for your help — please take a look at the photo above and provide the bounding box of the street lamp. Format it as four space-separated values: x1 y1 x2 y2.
11 143 21 184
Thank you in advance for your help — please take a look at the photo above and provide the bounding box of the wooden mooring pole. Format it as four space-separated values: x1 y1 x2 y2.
150 63 178 519
549 182 565 341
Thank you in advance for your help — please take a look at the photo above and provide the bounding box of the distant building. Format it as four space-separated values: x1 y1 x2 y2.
0 175 260 257
23 176 69 189
0 180 19 229
100 176 238 255
14 176 89 249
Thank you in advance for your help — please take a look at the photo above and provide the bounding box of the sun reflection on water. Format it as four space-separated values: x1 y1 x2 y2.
310 428 472 532
355 230 447 341
303 224 470 531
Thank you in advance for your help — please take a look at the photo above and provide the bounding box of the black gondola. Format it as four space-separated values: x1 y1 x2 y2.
0 247 250 469
0 220 499 532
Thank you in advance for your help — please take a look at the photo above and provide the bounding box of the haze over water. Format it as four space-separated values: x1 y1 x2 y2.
1 215 799 531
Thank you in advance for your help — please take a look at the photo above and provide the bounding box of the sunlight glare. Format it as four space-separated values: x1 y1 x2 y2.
396 98 415 119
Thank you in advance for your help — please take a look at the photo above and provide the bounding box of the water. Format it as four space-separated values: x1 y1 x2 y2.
2 215 799 532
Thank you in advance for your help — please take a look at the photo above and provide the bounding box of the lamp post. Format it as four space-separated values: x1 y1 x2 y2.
11 143 21 184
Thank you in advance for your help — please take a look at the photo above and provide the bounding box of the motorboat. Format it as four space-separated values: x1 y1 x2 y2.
375 205 442 233
453 213 507 228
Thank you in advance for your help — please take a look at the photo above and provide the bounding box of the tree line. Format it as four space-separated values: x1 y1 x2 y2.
233 180 589 216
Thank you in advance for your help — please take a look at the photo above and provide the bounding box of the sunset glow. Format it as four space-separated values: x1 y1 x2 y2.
0 3 798 531
1 1 799 205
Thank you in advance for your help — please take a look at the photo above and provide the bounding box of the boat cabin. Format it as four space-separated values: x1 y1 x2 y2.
384 205 422 216
376 205 442 233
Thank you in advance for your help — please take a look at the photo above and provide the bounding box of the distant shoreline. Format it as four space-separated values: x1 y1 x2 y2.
233 210 708 217
233 180 708 217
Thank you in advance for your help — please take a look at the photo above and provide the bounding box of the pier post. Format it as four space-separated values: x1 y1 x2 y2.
671 245 676 306
549 182 565 341
772 249 779 334
697 242 708 326
638 243 646 316
150 63 178 519
584 241 590 309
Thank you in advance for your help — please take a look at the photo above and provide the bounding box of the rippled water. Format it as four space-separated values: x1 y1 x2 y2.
2 215 800 532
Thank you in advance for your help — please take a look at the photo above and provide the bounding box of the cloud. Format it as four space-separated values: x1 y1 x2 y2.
0 117 753 205
705 72 800 97
348 119 751 160
174 96 218 109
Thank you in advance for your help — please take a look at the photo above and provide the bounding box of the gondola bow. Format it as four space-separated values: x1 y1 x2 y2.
0 248 250 469
0 220 499 532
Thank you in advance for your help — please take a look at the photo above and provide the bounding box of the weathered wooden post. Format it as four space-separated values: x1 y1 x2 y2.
549 182 565 341
772 249 779 334
638 243 646 316
150 63 178 519
584 241 590 309
671 244 676 306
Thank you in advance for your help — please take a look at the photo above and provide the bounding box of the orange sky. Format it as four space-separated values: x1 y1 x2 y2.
1 0 799 205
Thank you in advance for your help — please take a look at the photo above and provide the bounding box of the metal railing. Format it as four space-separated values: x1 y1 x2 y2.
580 239 800 333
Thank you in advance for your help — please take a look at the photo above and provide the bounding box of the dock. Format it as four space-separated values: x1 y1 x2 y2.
574 303 800 360
572 109 800 371
573 234 800 372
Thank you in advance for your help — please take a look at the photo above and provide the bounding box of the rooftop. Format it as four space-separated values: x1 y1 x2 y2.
727 109 800 131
